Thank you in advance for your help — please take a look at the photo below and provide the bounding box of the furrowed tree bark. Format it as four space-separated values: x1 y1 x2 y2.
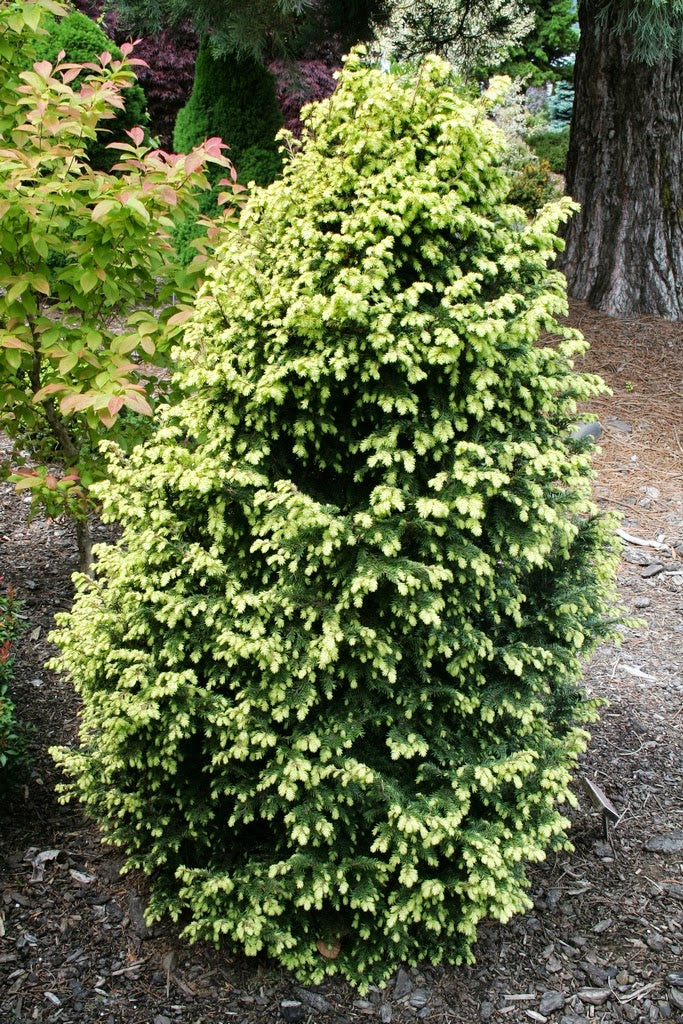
75 519 93 574
561 0 683 319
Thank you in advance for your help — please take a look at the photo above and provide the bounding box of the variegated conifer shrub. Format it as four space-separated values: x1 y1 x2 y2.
51 51 620 988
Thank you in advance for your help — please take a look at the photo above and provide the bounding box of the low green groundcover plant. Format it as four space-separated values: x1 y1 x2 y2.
527 126 571 175
51 51 620 988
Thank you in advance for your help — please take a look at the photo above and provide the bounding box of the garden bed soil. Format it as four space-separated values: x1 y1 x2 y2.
1 300 682 1024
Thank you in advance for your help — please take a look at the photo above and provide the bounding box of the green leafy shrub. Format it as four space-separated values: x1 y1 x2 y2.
32 10 150 172
0 579 26 785
527 126 570 174
51 53 620 989
0 0 242 568
507 158 561 215
172 36 282 262
487 77 561 215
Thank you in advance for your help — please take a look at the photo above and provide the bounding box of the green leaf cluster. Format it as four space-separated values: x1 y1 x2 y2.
30 9 150 171
527 125 570 174
51 51 621 988
0 0 242 564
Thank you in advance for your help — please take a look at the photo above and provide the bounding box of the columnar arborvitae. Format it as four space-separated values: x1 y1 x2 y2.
173 36 282 182
51 52 620 989
172 36 282 259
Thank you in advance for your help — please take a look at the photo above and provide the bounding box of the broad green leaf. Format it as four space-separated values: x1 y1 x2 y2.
91 199 118 221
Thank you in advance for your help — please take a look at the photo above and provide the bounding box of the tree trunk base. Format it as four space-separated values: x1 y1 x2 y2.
561 2 683 320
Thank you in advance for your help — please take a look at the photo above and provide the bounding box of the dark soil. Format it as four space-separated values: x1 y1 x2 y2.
1 301 682 1024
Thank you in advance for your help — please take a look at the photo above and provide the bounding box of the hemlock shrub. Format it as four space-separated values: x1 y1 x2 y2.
51 51 620 988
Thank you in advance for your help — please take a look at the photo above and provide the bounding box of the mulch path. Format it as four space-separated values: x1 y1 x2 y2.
1 300 682 1024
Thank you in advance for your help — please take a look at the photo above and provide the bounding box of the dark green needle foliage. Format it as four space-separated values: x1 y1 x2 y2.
172 36 282 261
51 52 620 989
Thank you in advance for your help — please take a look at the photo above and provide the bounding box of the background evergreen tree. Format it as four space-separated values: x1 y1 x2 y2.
548 80 574 129
371 0 534 75
485 0 579 84
52 53 620 988
172 36 283 261
108 0 311 59
173 37 282 178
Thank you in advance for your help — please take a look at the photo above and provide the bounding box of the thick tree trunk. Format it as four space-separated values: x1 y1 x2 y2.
561 1 683 319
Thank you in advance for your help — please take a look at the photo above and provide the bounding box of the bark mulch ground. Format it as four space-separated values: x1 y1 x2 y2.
1 300 682 1024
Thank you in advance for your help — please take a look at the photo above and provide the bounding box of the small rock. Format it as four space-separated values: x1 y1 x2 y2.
280 1000 305 1023
126 895 152 938
479 1000 495 1020
153 1016 171 1024
623 548 651 565
106 902 123 923
417 1009 430 1020
560 1016 588 1024
540 991 565 1015
410 989 429 1009
646 932 666 952
634 597 652 609
592 919 612 934
393 967 413 1001
380 1004 393 1023
577 988 611 1007
666 972 683 986
641 563 664 578
295 988 332 1012
607 418 633 433
616 971 630 985
593 842 612 859
670 989 683 1013
658 1002 672 1019
646 831 683 853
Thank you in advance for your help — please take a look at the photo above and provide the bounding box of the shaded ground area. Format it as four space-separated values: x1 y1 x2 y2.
1 301 682 1024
